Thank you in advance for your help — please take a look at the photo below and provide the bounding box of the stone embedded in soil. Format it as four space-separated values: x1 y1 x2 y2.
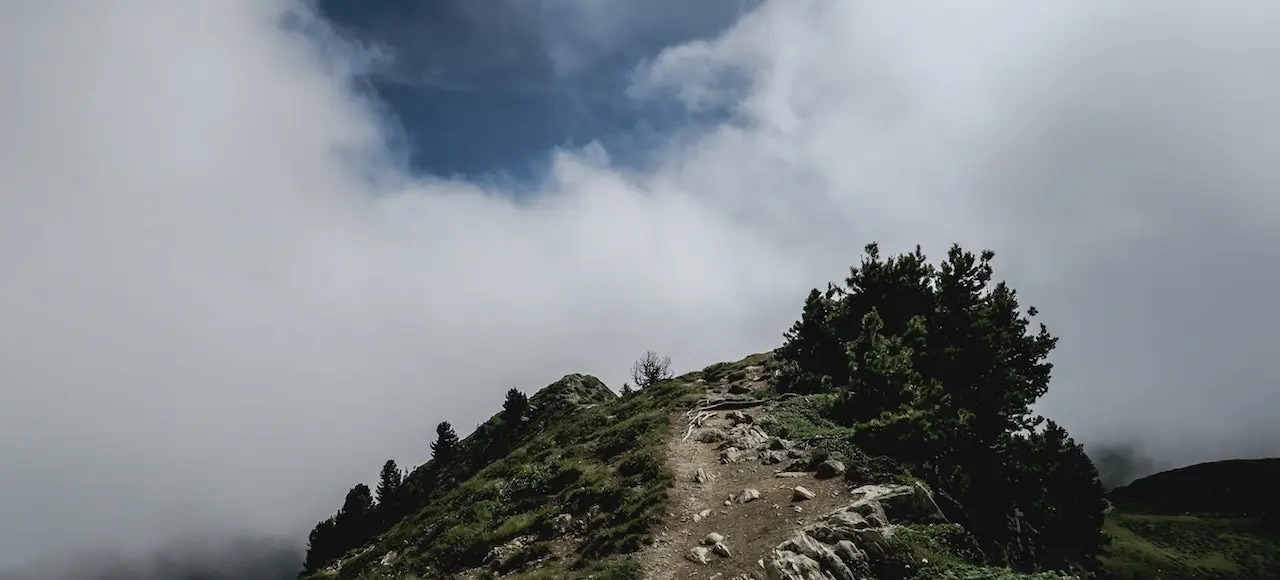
713 541 733 558
793 486 817 501
695 468 711 483
689 546 711 565
737 488 761 503
727 410 754 424
704 532 726 545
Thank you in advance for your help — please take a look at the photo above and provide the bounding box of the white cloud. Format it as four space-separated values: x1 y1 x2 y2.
2 0 1279 571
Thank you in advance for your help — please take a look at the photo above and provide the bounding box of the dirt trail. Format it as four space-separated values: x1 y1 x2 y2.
638 379 851 580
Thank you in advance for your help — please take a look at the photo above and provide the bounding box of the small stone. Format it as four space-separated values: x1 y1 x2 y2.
695 468 710 483
552 513 574 535
689 546 711 565
737 488 761 503
700 509 713 518
727 410 753 424
793 506 803 513
793 486 816 501
713 541 733 558
704 532 725 545
724 500 733 506
774 471 806 478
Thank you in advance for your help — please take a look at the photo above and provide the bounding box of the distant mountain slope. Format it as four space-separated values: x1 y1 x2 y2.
1098 458 1280 580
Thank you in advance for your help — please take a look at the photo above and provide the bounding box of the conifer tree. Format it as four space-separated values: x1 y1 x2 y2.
430 421 459 462
376 459 403 505
501 388 529 429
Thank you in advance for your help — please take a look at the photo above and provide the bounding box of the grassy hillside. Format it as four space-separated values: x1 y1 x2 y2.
302 372 702 580
1097 458 1280 580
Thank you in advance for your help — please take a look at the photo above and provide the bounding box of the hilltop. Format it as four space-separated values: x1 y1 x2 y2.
296 243 1277 580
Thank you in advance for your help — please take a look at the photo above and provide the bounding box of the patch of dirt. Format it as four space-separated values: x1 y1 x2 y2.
638 381 852 580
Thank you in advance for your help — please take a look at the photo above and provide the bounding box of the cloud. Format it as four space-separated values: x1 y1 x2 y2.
2 0 1278 572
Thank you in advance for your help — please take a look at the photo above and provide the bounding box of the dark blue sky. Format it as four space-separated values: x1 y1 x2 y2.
315 0 759 180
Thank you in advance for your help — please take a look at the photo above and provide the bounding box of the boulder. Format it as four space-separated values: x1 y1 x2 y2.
816 459 846 479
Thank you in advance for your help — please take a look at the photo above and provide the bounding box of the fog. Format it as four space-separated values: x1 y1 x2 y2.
2 0 1277 574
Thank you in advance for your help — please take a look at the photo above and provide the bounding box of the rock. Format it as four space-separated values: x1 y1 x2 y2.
775 471 807 478
552 513 574 535
689 546 712 565
379 551 397 566
727 410 754 424
764 549 826 580
761 450 789 465
764 483 951 580
705 532 726 545
729 383 752 395
793 486 816 501
737 488 761 503
698 429 728 443
816 459 846 479
721 447 744 464
484 535 536 568
768 436 791 450
713 541 733 558
695 468 711 483
723 424 771 450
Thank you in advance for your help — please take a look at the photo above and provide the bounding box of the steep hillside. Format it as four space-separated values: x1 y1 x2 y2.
298 242 1186 579
1097 459 1280 580
299 352 1085 580
301 371 703 579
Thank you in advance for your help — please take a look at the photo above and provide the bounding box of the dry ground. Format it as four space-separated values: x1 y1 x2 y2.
638 382 851 580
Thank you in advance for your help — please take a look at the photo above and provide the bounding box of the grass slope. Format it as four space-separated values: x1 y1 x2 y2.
1098 458 1280 580
305 372 702 580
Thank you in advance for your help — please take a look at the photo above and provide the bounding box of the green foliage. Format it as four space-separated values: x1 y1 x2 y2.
502 388 530 429
773 242 1104 573
430 421 459 463
375 460 403 504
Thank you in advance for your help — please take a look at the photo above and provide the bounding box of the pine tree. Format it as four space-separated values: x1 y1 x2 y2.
332 483 374 553
431 421 459 462
773 241 1104 571
501 388 529 429
301 516 338 573
375 459 403 504
620 382 634 397
775 287 844 394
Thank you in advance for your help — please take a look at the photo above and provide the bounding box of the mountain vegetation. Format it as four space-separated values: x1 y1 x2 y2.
296 242 1277 580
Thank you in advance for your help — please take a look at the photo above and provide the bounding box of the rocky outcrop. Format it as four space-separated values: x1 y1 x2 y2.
764 483 946 580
